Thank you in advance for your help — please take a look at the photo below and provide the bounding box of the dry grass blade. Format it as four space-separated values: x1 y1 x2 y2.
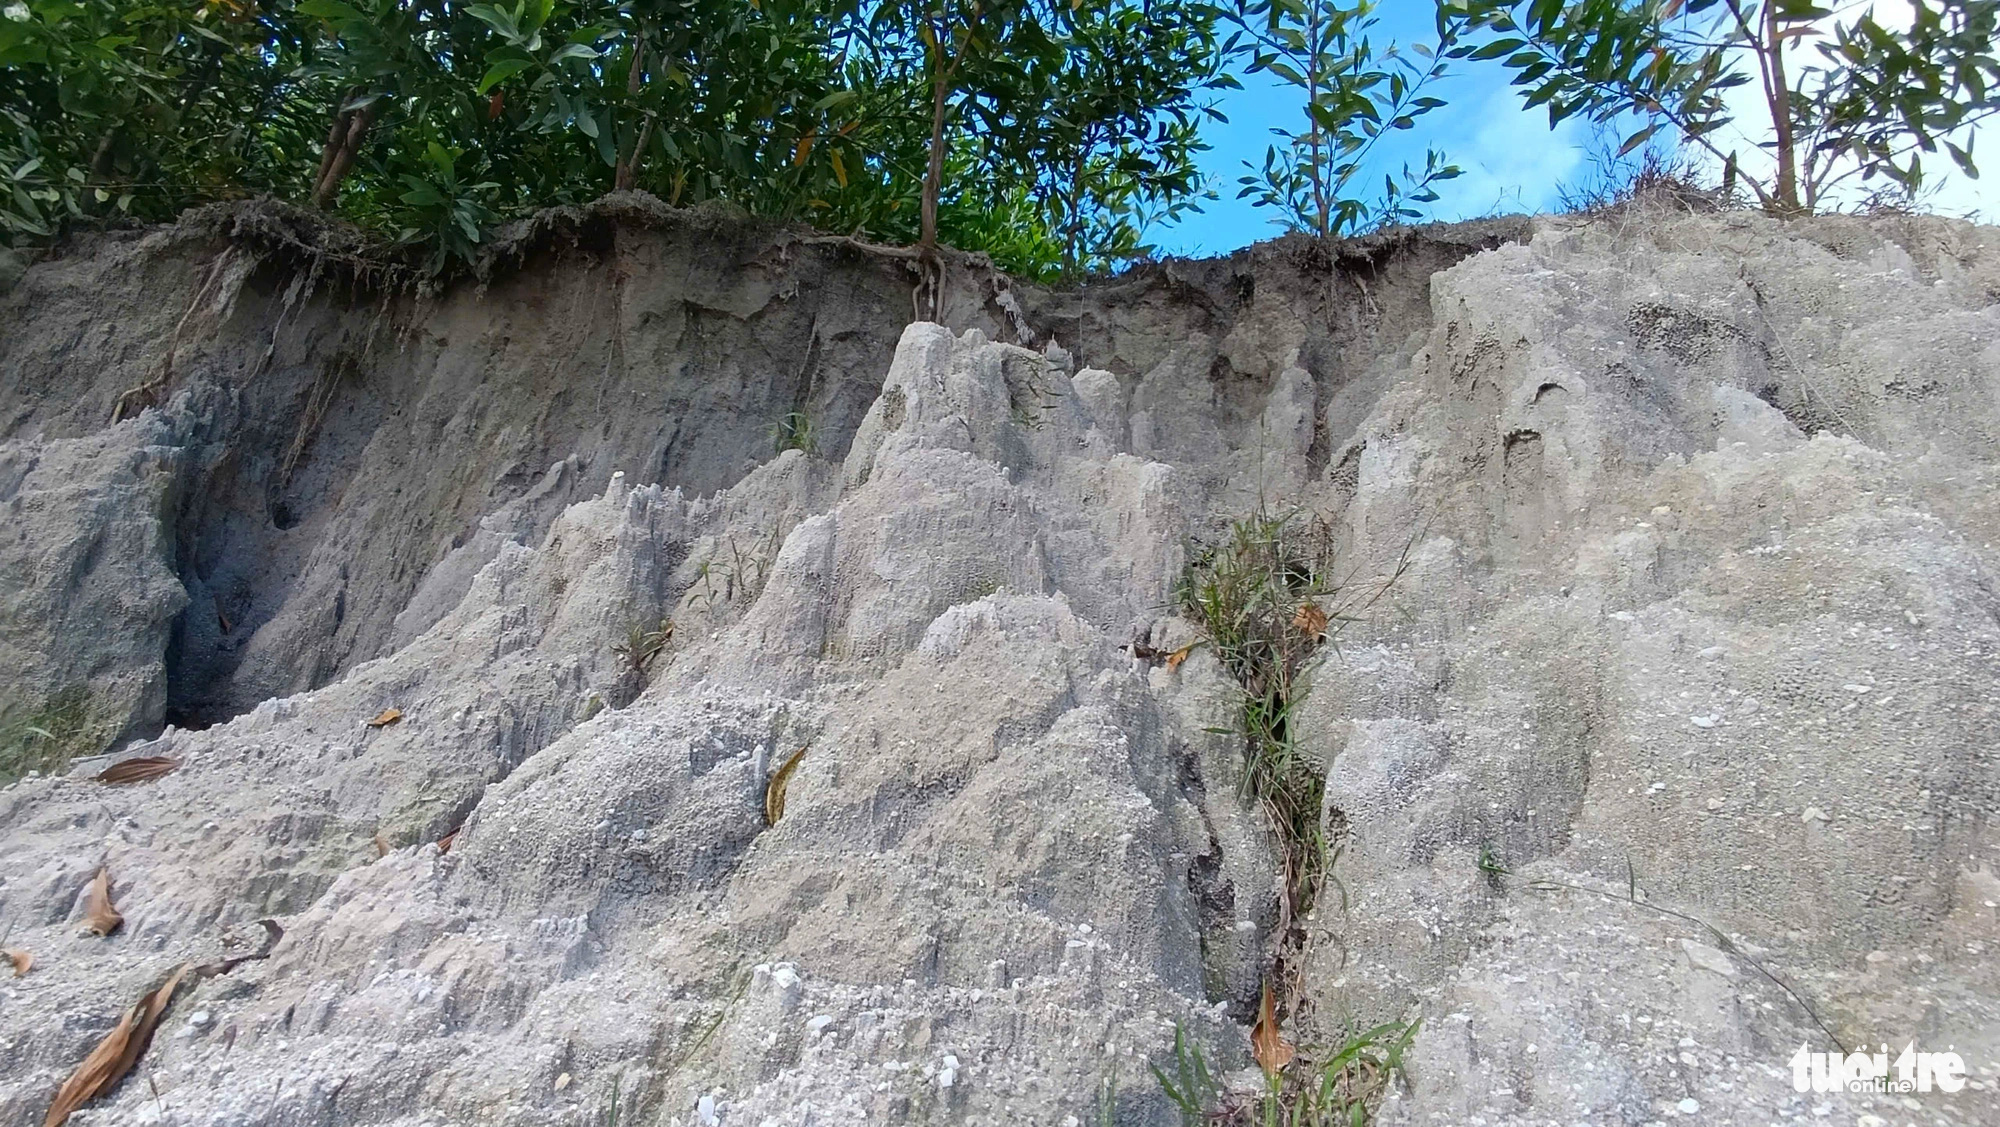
1251 981 1295 1078
43 963 187 1127
80 868 122 937
95 757 179 785
436 826 460 855
4 948 31 977
763 745 809 826
366 708 402 729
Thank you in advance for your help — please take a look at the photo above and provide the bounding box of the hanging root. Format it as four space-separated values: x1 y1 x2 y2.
110 248 248 423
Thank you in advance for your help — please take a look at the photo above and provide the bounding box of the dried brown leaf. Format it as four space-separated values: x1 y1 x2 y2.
80 868 122 938
43 963 187 1127
366 707 402 729
763 745 809 826
1292 601 1329 640
1250 981 1295 1078
95 757 179 785
436 827 460 855
3 948 31 977
1164 642 1195 672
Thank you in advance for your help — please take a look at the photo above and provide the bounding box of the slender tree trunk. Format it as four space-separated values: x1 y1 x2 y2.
1310 1 1327 237
920 50 949 254
1763 3 1801 212
311 100 375 210
914 28 952 323
614 38 648 191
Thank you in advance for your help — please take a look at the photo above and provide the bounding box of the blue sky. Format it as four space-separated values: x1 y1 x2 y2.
1150 2 1996 257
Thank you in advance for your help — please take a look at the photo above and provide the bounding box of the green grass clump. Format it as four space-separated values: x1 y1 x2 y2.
1175 508 1350 931
0 684 97 783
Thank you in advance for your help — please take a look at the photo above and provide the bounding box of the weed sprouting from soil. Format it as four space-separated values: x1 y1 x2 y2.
0 685 95 783
1154 1018 1420 1126
612 618 675 674
1175 507 1405 942
1171 504 1414 1123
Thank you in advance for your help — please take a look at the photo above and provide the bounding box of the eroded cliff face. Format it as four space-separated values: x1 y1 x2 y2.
0 199 1995 1127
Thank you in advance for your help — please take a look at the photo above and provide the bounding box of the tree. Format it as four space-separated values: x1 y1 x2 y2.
1447 0 2000 213
1233 0 1466 237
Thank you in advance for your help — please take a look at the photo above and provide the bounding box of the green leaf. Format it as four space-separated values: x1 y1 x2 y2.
1616 121 1661 156
296 0 364 22
476 56 533 94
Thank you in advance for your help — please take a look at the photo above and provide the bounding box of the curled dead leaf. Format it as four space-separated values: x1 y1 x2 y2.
436 827 460 855
80 868 122 938
43 963 187 1127
1292 601 1329 640
3 948 31 977
366 707 402 729
1164 642 1196 671
1250 981 1295 1078
763 745 808 826
95 757 179 785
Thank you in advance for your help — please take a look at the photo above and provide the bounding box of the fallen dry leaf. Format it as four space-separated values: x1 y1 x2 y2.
43 963 187 1127
763 745 809 826
95 757 179 785
1164 642 1196 671
80 868 122 938
1292 601 1329 640
3 948 31 977
436 827 460 855
1250 981 1295 1078
366 707 402 729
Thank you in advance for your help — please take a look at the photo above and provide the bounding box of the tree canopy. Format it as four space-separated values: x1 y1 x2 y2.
2 0 1995 281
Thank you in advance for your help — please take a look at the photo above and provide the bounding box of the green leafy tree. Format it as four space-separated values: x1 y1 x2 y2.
0 0 1246 281
1447 0 2000 212
1234 0 1466 237
0 0 323 237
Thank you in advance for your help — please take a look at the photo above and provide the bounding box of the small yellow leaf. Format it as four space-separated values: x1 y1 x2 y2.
793 128 815 166
764 745 809 826
1292 601 1329 640
80 868 122 938
3 948 31 977
830 148 847 188
1164 642 1195 672
1251 981 1295 1078
366 708 402 729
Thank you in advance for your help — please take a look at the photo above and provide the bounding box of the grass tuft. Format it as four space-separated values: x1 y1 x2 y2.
770 411 818 455
1171 505 1414 1125
1153 1019 1419 1126
0 685 96 784
612 617 675 674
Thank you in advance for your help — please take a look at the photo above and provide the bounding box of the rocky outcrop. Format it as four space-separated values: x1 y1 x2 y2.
0 202 1994 1126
